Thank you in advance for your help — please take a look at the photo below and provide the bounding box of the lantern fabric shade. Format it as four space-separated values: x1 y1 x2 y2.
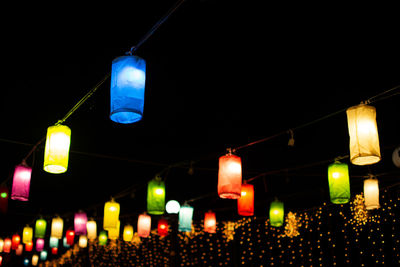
74 211 88 235
147 178 165 215
123 225 134 241
364 178 380 210
22 226 33 244
11 165 32 201
204 211 216 234
51 217 64 239
98 231 108 246
103 199 120 230
86 220 97 240
36 239 44 252
110 55 146 124
238 183 254 216
327 162 351 204
78 236 88 248
178 205 194 232
43 124 71 174
346 104 381 166
35 219 47 238
137 213 151 238
269 200 284 227
11 234 20 250
108 220 120 240
218 152 242 199
157 219 169 237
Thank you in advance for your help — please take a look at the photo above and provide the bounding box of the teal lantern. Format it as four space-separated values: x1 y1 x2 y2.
269 200 284 227
178 204 194 232
40 250 48 261
147 177 165 215
328 161 350 204
49 237 58 248
35 219 47 239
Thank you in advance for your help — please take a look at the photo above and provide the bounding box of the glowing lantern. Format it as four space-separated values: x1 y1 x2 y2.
25 241 33 252
66 230 75 245
51 247 58 255
35 218 47 238
49 237 59 248
137 213 151 238
16 244 23 255
86 220 97 240
346 104 381 165
63 237 70 248
327 162 350 204
0 187 8 214
40 250 47 261
98 231 108 246
43 124 71 174
218 150 242 199
204 211 216 234
147 177 166 215
78 235 88 248
35 238 44 252
269 200 284 227
32 255 39 266
3 238 11 253
103 199 120 230
22 226 33 244
123 225 134 241
51 216 64 239
11 164 32 201
237 183 254 216
157 219 169 237
108 220 120 240
0 256 2 266
110 55 146 124
11 234 20 250
0 239 3 252
178 204 194 232
364 177 380 210
74 211 88 235
23 259 29 266
166 200 180 214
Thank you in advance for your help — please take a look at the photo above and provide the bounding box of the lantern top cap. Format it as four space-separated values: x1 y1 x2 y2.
365 173 377 180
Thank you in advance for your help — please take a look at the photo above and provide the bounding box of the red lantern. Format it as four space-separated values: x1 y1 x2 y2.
237 183 254 216
51 247 58 255
137 213 151 238
204 211 216 233
66 230 75 246
218 150 242 199
157 219 169 237
0 187 8 214
11 234 20 250
25 241 33 252
3 238 11 253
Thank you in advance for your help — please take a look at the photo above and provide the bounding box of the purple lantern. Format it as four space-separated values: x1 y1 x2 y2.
11 165 32 201
36 238 45 252
74 211 88 235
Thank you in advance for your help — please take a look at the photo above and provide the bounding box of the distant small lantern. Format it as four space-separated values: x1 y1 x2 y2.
35 238 44 252
78 236 88 248
43 124 71 174
0 239 4 252
327 161 351 204
51 216 64 239
63 237 70 248
238 183 254 216
137 213 151 238
364 177 380 210
51 247 58 255
147 177 166 215
204 211 216 234
0 187 8 214
40 250 47 261
23 258 29 267
11 234 20 250
22 226 33 244
123 225 134 241
98 231 108 246
25 241 33 252
393 146 400 168
86 220 97 240
74 211 88 235
157 219 169 237
49 237 59 248
178 204 194 232
11 164 32 201
66 230 75 245
218 150 242 199
110 55 146 124
3 238 11 253
16 244 23 255
108 220 120 240
103 199 120 230
32 255 39 266
346 104 381 165
35 218 47 238
269 200 284 227
165 200 180 214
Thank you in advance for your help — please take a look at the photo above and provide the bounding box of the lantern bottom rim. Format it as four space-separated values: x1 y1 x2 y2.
351 155 381 166
219 192 241 199
11 195 29 201
110 109 143 124
330 198 350 204
44 164 67 174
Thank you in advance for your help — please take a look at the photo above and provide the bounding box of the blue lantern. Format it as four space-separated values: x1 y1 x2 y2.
40 250 48 261
110 55 146 124
178 204 194 232
23 258 29 266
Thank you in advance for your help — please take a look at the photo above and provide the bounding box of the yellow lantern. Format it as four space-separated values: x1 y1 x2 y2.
22 226 33 244
0 238 3 252
86 220 97 240
346 104 381 165
123 225 134 242
108 220 120 240
364 177 380 210
104 199 120 230
78 235 88 248
43 124 72 174
51 216 64 239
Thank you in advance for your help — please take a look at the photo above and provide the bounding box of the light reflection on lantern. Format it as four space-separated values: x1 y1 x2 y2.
25 241 33 252
43 124 71 174
137 213 151 238
108 220 120 240
98 231 108 246
11 234 20 250
3 238 11 253
166 200 180 214
78 235 88 248
123 225 134 241
16 244 23 255
104 199 120 230
36 238 44 252
51 216 64 239
32 255 39 266
364 177 380 210
178 204 194 232
147 177 165 215
22 226 33 244
218 150 242 199
11 164 32 201
86 220 97 240
74 211 88 235
0 187 8 214
237 183 254 216
40 250 47 261
157 219 169 237
269 200 284 227
49 236 59 248
204 211 216 233
66 230 75 245
328 161 350 204
35 218 47 238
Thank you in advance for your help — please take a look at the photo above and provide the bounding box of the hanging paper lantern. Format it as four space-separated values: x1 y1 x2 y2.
32 255 39 266
78 235 88 248
51 216 63 239
204 211 216 234
0 239 3 252
165 200 180 214
23 259 29 267
66 230 75 245
147 177 166 215
137 213 151 238
43 124 71 174
393 146 400 168
237 183 254 216
49 236 59 248
35 219 47 238
108 220 120 240
74 211 88 235
269 200 284 227
98 231 108 246
22 226 33 244
35 238 44 252
364 177 380 210
157 219 169 237
11 164 32 201
11 234 20 250
103 199 120 230
178 204 194 232
0 187 8 214
346 104 381 165
110 55 146 124
40 250 47 261
51 247 58 255
3 238 11 253
25 241 33 252
63 237 70 248
16 244 23 255
327 162 351 204
218 151 242 199
86 220 97 240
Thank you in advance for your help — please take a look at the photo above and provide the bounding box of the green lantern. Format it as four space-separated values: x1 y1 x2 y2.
269 200 284 227
98 231 108 246
147 177 165 215
35 219 47 239
328 162 350 204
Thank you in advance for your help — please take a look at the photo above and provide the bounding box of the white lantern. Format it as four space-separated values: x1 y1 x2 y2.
78 235 88 248
86 220 97 240
364 177 380 210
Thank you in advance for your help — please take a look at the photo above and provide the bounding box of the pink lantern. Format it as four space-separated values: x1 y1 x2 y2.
74 211 87 235
137 213 151 238
11 165 32 201
218 150 242 199
36 238 44 252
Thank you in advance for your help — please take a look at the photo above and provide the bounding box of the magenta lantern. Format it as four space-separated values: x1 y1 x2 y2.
11 165 32 201
36 238 44 252
74 211 87 235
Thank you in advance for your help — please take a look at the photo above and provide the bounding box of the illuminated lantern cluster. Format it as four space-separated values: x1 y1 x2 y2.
178 204 194 232
157 219 169 237
137 213 151 238
43 124 71 174
204 211 216 234
11 164 32 201
218 150 242 199
123 225 134 241
269 200 284 227
51 216 64 239
327 161 350 204
35 219 47 238
364 177 380 210
104 199 120 230
147 177 166 215
237 183 254 216
74 211 88 235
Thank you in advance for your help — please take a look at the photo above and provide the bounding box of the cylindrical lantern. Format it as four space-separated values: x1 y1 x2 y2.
0 239 3 252
74 211 88 235
204 211 216 234
123 225 134 241
238 183 254 216
147 178 165 215
22 226 33 244
25 241 33 252
218 151 242 199
23 258 29 267
346 104 381 165
66 230 75 245
108 220 120 240
35 238 44 252
269 200 284 227
78 235 88 248
103 199 120 230
49 237 59 248
166 200 180 214
157 219 169 237
327 162 351 204
0 187 8 214
11 234 20 250
51 247 58 255
178 204 194 232
137 213 151 238
32 255 39 266
40 250 47 261
98 231 108 246
16 244 23 255
51 216 64 239
86 220 97 240
63 237 70 248
3 238 11 253
110 55 146 124
35 218 47 238
11 164 32 201
43 124 71 174
364 178 380 210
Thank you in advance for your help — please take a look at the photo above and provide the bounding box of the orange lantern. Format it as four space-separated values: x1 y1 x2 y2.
237 183 254 216
3 238 11 253
137 213 151 238
204 211 216 233
218 149 242 199
11 234 21 250
25 241 33 252
16 244 23 255
157 219 169 237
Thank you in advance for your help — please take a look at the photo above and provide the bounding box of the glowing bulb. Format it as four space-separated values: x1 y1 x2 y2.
241 191 247 196
155 188 164 195
332 172 340 179
0 192 7 198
